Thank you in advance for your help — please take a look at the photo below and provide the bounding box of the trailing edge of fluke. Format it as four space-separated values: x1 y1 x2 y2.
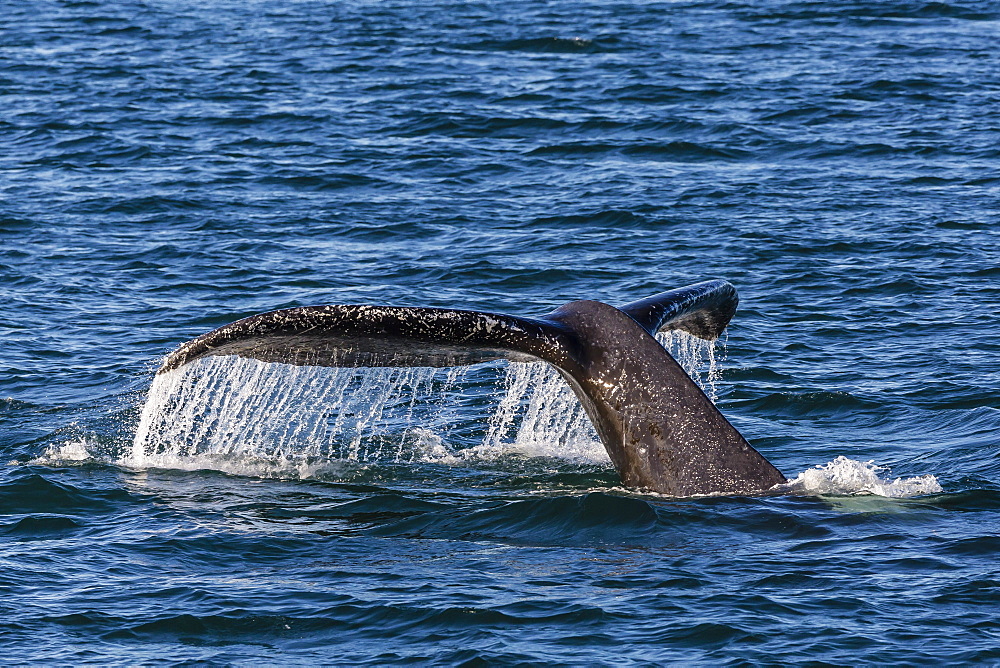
158 279 786 496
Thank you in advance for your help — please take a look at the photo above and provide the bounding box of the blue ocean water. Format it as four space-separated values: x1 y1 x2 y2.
3 0 1000 663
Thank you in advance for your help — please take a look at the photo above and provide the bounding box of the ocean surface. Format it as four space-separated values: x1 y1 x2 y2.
3 0 999 663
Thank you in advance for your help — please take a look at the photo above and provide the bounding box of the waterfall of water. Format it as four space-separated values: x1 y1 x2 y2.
127 331 721 474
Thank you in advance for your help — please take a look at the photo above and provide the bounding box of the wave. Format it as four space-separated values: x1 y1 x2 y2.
0 470 139 515
372 492 658 544
35 445 943 503
727 390 882 418
457 36 622 54
528 140 746 161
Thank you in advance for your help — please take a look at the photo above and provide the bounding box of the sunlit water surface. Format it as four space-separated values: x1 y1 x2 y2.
2 0 999 663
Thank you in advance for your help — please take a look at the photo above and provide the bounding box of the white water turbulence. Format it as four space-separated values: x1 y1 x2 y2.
779 456 943 498
126 331 723 478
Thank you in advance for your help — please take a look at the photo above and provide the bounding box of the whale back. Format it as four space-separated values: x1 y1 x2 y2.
155 280 784 496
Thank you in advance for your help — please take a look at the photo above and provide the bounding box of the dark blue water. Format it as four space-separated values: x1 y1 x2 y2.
3 0 1000 662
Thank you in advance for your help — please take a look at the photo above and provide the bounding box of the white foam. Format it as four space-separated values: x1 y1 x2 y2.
778 456 942 498
33 439 94 465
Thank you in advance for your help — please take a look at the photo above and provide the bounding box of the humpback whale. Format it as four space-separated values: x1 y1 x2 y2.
158 279 786 496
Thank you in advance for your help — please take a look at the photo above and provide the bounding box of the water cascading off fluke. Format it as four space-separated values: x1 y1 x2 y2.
127 330 722 478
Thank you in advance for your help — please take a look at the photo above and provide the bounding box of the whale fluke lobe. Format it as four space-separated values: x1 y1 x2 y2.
158 280 785 496
618 279 739 340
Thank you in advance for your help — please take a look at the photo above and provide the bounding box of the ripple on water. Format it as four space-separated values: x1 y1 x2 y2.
4 0 1000 662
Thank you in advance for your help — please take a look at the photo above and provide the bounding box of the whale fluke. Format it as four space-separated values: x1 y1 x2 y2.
157 279 785 496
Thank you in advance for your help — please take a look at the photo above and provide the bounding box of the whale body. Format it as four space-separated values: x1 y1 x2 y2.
158 279 786 496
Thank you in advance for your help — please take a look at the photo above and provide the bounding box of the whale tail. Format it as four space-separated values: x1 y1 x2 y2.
157 280 785 496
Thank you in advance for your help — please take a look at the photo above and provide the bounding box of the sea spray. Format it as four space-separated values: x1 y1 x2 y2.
117 340 945 499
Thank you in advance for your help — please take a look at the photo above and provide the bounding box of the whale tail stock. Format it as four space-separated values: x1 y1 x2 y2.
158 279 786 496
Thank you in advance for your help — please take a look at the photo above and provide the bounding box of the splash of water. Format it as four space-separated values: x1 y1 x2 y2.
779 456 942 498
482 331 721 456
656 330 722 401
31 335 946 499
482 361 605 462
119 331 722 477
127 356 474 474
32 439 91 465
